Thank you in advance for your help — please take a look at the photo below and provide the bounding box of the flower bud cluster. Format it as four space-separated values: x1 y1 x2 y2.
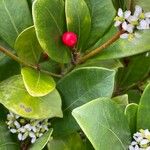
114 5 150 40
6 111 50 143
129 129 150 150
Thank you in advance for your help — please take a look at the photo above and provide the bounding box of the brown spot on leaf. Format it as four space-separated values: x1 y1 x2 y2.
19 104 32 113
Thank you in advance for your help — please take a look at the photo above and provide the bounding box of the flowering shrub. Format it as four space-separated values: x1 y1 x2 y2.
0 0 150 150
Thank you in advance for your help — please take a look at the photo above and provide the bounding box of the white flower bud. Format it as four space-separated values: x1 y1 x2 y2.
118 8 123 17
14 121 20 129
31 137 36 143
10 129 17 133
18 133 23 141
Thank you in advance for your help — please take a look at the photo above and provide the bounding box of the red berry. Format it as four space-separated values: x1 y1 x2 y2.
62 32 77 47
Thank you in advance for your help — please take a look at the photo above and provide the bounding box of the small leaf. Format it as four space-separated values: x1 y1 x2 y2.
0 0 32 47
33 0 71 63
65 0 91 50
52 67 115 137
0 75 62 119
48 133 86 150
137 83 150 130
0 122 19 150
72 98 131 150
21 67 56 97
125 103 138 135
30 129 53 150
15 26 42 65
84 0 116 49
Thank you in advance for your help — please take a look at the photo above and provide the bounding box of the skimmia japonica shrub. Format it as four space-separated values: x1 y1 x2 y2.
0 0 150 150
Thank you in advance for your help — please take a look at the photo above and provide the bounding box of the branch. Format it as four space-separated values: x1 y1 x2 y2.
0 45 62 78
77 30 125 64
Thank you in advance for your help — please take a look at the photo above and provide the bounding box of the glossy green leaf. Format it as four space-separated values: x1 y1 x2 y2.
78 59 123 70
21 67 56 97
84 0 116 49
0 0 32 47
0 122 19 150
15 26 42 65
72 98 131 150
92 26 150 60
65 0 91 50
137 83 150 130
53 67 115 137
117 53 150 89
125 103 138 135
48 133 86 150
0 57 20 82
30 129 53 150
33 0 71 63
0 75 63 119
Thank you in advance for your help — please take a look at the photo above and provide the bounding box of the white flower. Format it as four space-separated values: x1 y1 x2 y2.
122 22 134 33
137 20 150 29
125 10 131 19
129 129 150 150
134 5 143 17
114 8 132 27
6 111 51 144
145 12 150 18
127 15 139 25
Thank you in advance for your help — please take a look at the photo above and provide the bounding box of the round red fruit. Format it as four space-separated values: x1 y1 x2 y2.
62 32 77 47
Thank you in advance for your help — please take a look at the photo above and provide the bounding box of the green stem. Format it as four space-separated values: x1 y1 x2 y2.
0 45 62 78
77 30 125 64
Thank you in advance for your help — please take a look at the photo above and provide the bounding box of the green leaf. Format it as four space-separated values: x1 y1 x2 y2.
0 104 8 121
117 53 150 89
72 98 131 150
0 0 32 47
0 75 63 119
0 57 20 82
48 133 86 150
0 122 19 150
93 26 150 60
112 94 129 111
33 0 71 63
30 129 53 150
15 26 42 65
137 83 150 130
125 103 138 135
21 67 56 97
126 90 141 104
52 67 115 137
112 0 126 10
84 0 116 49
78 59 123 70
65 0 91 51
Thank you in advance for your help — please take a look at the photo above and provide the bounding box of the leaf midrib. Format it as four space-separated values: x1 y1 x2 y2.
3 0 19 35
